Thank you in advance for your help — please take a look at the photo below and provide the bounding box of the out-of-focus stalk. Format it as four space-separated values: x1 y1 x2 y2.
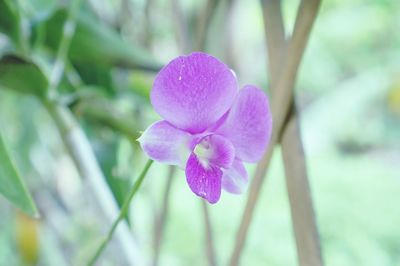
43 100 143 266
170 0 191 53
153 166 176 266
48 0 82 97
195 0 220 51
202 201 218 266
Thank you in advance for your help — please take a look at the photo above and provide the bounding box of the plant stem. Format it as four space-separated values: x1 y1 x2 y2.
48 0 81 96
14 0 29 55
88 159 154 266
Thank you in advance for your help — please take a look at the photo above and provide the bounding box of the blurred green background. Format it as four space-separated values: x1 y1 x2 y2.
0 0 399 265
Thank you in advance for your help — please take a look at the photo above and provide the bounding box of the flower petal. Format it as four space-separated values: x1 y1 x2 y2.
185 153 222 204
222 160 248 194
151 52 238 134
216 85 272 163
138 120 191 168
193 134 235 169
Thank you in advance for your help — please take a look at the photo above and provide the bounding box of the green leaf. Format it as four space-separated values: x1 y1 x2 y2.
0 54 48 98
0 0 21 45
41 8 162 71
73 63 115 96
0 130 38 217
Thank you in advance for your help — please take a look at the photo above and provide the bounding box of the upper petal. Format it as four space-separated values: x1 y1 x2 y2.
222 159 248 194
185 153 222 204
138 120 192 168
216 85 272 163
151 52 238 134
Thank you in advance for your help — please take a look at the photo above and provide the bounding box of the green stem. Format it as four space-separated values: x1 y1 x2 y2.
14 0 29 55
88 159 154 266
48 0 82 96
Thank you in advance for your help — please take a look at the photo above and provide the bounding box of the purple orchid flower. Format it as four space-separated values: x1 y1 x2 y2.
138 52 272 204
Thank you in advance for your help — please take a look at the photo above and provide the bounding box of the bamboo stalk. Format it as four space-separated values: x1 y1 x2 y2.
229 1 321 265
281 110 323 266
263 1 323 264
263 0 287 86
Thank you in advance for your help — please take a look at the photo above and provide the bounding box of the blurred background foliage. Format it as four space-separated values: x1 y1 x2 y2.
0 0 399 265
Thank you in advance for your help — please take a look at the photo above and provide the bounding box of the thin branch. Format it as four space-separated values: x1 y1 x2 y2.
229 1 321 265
87 159 154 266
153 166 176 266
202 201 218 266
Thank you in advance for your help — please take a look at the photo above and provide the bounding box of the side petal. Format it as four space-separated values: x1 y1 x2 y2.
138 120 191 168
185 153 222 204
216 85 272 163
222 160 248 194
151 52 238 134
